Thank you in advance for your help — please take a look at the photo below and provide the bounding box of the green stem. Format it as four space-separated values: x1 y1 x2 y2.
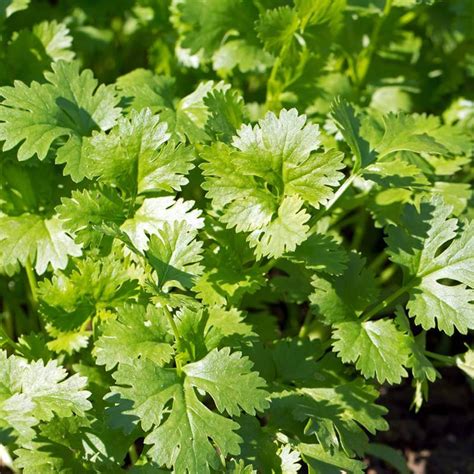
325 173 358 213
361 281 414 322
378 263 397 285
25 258 38 306
128 443 139 465
162 305 183 372
356 0 393 89
368 251 388 273
351 211 368 250
298 309 313 338
309 173 358 234
0 324 16 349
260 258 277 275
2 300 15 341
424 350 456 365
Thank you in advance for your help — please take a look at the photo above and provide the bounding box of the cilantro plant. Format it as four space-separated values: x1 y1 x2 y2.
0 0 473 472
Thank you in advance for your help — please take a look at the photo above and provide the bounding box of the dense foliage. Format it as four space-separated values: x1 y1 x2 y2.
0 0 473 472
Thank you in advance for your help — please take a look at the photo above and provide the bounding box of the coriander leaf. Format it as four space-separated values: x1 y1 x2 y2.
110 348 268 473
202 109 344 258
116 69 175 112
204 89 245 142
212 39 273 74
288 232 348 275
331 97 374 170
235 415 289 472
310 253 410 383
32 20 74 62
178 0 258 56
0 0 29 24
361 111 472 159
121 196 204 252
298 443 365 474
117 69 227 142
0 61 120 182
14 416 132 474
247 196 310 259
146 221 204 291
332 319 410 384
184 347 269 416
194 223 265 306
57 187 126 246
395 308 438 383
386 198 474 334
2 20 74 84
256 6 299 54
85 108 194 195
310 253 379 324
38 251 139 331
0 350 91 441
0 214 82 275
456 347 474 379
95 304 174 371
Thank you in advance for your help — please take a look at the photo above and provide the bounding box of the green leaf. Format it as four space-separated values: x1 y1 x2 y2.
194 223 265 306
57 187 126 246
14 416 132 473
456 346 474 379
38 252 139 331
310 253 379 324
333 318 410 384
331 97 374 170
361 111 472 159
2 20 74 84
117 69 228 142
0 61 121 182
184 347 269 416
395 308 438 383
0 350 91 442
366 443 409 474
110 348 268 473
85 108 194 195
204 89 245 142
95 304 174 371
146 221 204 291
256 6 299 54
247 196 310 259
178 0 259 56
0 0 29 22
298 443 365 474
121 196 204 252
288 232 348 275
386 198 474 334
0 214 82 275
202 109 344 258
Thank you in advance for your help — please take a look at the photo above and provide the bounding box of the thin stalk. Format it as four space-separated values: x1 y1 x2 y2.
351 211 368 250
260 258 277 275
2 300 15 341
265 43 290 111
424 350 456 365
308 173 358 234
356 0 393 89
324 173 358 214
0 324 16 349
368 251 388 273
25 258 38 306
298 309 313 338
162 305 183 372
128 443 139 465
361 281 414 322
378 263 397 285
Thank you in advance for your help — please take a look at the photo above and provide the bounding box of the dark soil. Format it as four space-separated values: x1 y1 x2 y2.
368 367 474 474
